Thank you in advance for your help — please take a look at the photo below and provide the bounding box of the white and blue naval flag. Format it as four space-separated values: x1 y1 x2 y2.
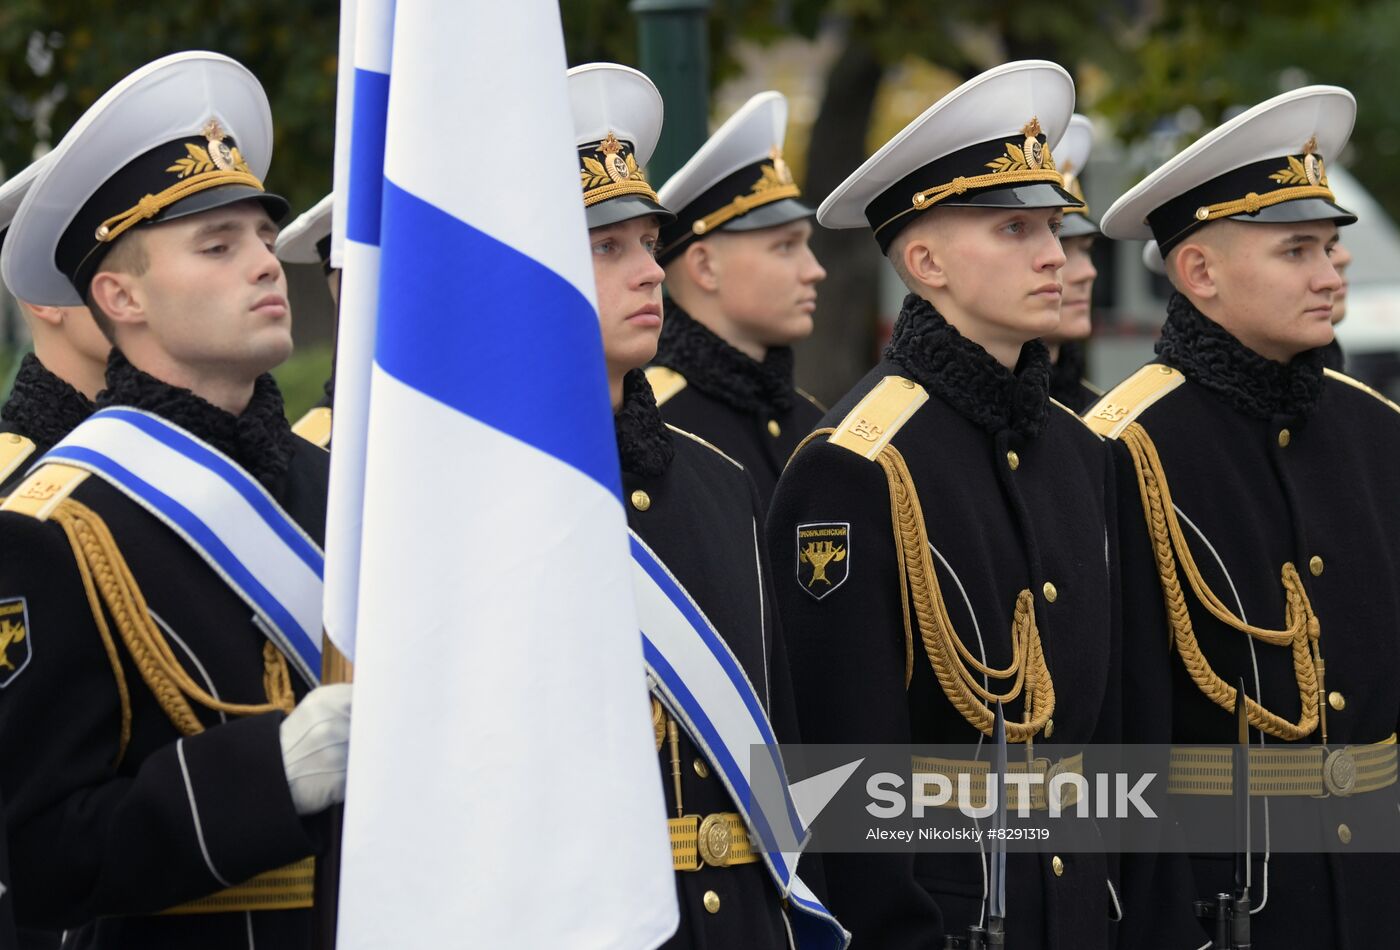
320 0 394 661
333 1 677 946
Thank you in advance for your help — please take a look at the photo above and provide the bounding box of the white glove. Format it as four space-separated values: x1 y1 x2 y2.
280 683 353 816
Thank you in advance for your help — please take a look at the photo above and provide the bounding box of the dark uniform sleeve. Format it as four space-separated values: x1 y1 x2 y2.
767 440 945 947
0 513 314 929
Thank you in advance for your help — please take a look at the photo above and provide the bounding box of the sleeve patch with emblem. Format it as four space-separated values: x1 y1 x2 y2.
796 522 850 600
0 596 31 688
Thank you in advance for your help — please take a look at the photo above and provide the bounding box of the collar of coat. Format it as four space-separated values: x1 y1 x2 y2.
97 348 298 495
0 352 95 456
884 293 1051 439
1156 292 1325 422
653 301 796 416
614 368 675 478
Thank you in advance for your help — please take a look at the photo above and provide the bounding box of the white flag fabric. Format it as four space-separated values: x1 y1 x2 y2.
333 1 678 946
321 0 394 659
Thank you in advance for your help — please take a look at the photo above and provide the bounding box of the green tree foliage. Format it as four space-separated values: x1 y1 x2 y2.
0 0 339 212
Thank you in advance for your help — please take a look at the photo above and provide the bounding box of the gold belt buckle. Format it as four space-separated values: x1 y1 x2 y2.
698 813 737 868
1323 747 1357 797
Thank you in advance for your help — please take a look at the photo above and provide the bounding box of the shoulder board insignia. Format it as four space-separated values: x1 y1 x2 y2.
0 434 36 487
664 424 744 470
796 387 827 413
291 406 333 449
1 463 90 521
827 375 927 460
1324 368 1400 415
1084 364 1185 439
645 366 688 407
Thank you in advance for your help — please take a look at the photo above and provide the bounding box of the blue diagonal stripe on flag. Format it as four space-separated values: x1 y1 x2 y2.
374 181 620 493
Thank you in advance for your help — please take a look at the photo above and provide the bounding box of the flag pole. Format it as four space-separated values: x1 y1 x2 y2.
312 642 355 950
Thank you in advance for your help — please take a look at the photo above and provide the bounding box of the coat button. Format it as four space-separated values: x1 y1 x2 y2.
1042 581 1057 603
1006 450 1020 470
630 490 651 512
693 757 710 778
1043 718 1054 739
1310 556 1325 576
1278 428 1291 447
767 420 781 438
1329 691 1346 712
703 890 721 913
1338 824 1352 845
1052 855 1065 876
3 434 19 444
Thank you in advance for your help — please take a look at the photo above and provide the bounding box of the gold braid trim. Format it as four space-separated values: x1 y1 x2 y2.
692 183 802 236
875 442 1054 741
48 499 298 761
879 169 1065 236
582 179 661 208
1119 422 1323 741
95 170 266 244
1193 185 1336 224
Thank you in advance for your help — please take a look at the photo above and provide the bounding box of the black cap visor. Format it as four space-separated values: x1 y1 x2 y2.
1058 212 1101 239
585 194 676 230
1226 196 1356 228
719 198 814 233
940 181 1082 211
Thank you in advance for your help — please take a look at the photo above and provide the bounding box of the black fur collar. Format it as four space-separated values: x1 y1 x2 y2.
1049 341 1089 406
883 294 1051 439
0 353 95 455
97 350 298 494
614 369 675 478
1156 293 1324 421
654 302 796 415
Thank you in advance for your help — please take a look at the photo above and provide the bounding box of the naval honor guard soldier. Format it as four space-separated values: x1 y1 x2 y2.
648 92 828 508
1092 85 1400 948
0 52 351 948
569 63 846 949
275 194 337 448
767 61 1121 948
0 158 105 492
1043 114 1104 413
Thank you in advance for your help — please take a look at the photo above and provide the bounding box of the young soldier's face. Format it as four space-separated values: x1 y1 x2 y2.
698 219 826 347
1047 233 1096 344
590 215 665 374
1205 219 1343 361
126 202 292 379
917 206 1067 343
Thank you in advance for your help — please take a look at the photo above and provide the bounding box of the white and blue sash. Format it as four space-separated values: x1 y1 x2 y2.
630 532 848 949
38 408 323 686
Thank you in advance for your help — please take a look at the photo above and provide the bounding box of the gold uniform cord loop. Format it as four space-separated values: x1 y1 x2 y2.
1120 422 1322 741
49 498 298 765
876 442 1054 741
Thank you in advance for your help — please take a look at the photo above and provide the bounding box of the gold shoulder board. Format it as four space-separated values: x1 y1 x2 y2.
645 366 688 407
1324 368 1400 415
1 463 90 521
291 406 333 449
665 424 744 470
827 375 928 460
0 434 35 487
1084 364 1185 439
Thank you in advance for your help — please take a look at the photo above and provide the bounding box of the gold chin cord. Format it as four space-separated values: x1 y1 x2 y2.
1119 422 1325 742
